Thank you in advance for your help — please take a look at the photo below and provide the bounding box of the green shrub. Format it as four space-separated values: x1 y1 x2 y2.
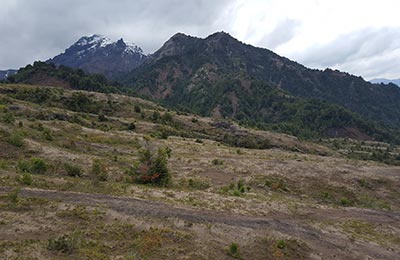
2 112 15 124
64 163 83 177
221 179 249 197
29 157 47 174
20 172 32 185
151 111 160 122
127 122 136 131
6 132 24 147
98 114 107 122
161 112 173 123
134 105 141 113
91 159 108 181
48 233 80 254
277 240 286 249
233 189 241 196
8 188 20 203
212 158 224 165
340 197 350 206
188 178 210 190
41 127 53 141
18 157 47 174
226 242 241 258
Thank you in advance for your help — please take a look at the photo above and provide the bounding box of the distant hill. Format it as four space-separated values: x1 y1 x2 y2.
370 78 400 87
0 69 17 80
48 35 147 79
5 61 119 93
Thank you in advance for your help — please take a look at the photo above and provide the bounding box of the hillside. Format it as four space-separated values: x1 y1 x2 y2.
7 62 400 143
5 61 120 93
0 83 400 259
124 32 400 129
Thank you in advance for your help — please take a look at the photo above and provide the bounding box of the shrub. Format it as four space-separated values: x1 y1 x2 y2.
48 233 80 254
18 157 47 174
264 177 287 191
134 105 141 113
132 146 171 186
127 122 136 131
20 172 32 185
64 163 83 177
226 242 241 258
29 157 47 174
91 159 108 181
221 179 249 197
157 129 169 139
151 111 160 122
188 178 210 190
8 188 20 203
212 158 224 165
6 132 24 147
277 240 286 249
340 197 350 206
98 113 107 122
161 112 173 123
2 112 15 124
41 127 53 141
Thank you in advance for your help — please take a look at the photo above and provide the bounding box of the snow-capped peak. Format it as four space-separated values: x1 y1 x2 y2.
75 34 113 49
72 34 144 55
125 41 144 55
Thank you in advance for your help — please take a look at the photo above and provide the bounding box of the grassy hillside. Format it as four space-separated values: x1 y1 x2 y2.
10 61 400 144
0 83 400 259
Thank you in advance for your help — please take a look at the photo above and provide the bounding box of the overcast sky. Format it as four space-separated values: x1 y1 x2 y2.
1 0 399 80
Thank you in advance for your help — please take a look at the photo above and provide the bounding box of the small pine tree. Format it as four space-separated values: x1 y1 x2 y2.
133 146 171 186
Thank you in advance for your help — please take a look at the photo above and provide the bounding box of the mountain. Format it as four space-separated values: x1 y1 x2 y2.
0 69 17 80
123 32 400 130
370 78 400 87
121 32 399 142
6 32 400 142
48 34 147 79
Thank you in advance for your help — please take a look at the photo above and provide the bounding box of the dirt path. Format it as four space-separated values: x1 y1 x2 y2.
2 187 399 259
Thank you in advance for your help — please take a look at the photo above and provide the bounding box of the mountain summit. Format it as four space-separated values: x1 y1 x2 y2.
125 32 400 129
48 34 147 79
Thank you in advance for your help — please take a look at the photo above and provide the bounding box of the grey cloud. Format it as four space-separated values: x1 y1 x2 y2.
291 27 400 79
0 0 232 69
260 19 301 50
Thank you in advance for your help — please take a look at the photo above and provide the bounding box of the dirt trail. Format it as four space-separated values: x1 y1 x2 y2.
2 187 399 259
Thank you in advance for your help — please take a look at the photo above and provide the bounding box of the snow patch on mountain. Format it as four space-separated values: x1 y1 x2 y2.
47 34 148 79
